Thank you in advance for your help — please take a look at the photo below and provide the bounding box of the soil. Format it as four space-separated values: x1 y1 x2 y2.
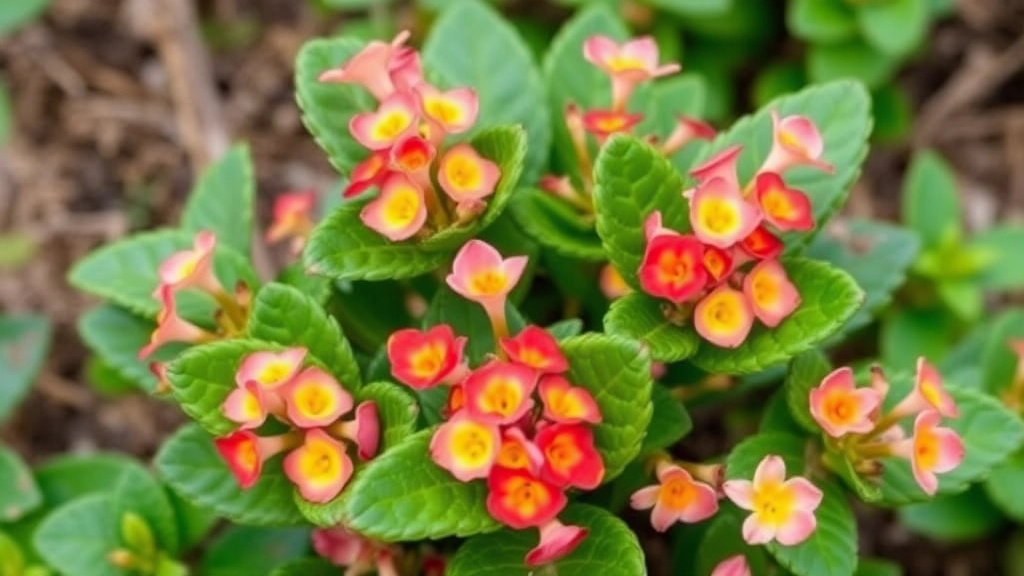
2 1 1023 574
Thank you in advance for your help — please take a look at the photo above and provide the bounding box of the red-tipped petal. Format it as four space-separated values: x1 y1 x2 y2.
525 520 588 567
582 109 644 137
739 225 784 260
702 244 734 285
500 325 569 374
387 324 465 390
214 431 288 489
495 427 545 473
351 401 380 460
638 233 707 304
348 92 419 150
414 85 479 134
344 151 390 199
390 134 435 175
486 466 566 529
536 422 605 490
538 375 602 424
222 381 269 430
235 348 307 389
754 172 814 232
463 359 538 425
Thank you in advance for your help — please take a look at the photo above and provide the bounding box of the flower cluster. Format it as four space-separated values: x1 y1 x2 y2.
636 113 832 348
318 31 501 241
809 357 965 495
540 36 716 301
140 231 249 363
214 347 380 503
387 240 602 567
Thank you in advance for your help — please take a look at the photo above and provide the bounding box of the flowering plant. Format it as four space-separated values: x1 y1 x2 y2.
21 2 1018 576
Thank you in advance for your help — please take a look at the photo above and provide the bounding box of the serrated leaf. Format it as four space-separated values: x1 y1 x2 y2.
972 226 1024 290
878 383 1024 505
78 305 182 394
689 258 864 374
783 350 832 434
694 81 872 245
640 383 692 454
68 230 259 320
446 504 644 576
156 423 304 526
248 282 361 389
807 41 898 91
593 135 690 290
0 446 41 522
726 433 857 576
340 428 501 540
901 150 961 249
603 293 700 363
787 0 856 43
509 188 605 260
111 466 179 554
546 318 584 340
805 219 921 338
201 526 310 576
879 307 954 374
270 559 337 576
295 37 374 175
34 494 125 576
334 280 414 350
561 333 653 481
423 1 550 184
981 310 1024 396
856 0 928 58
899 486 1004 542
0 315 51 421
275 263 330 305
181 144 254 255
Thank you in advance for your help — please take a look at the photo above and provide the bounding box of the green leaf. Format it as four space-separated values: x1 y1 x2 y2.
981 310 1024 395
0 0 50 34
871 85 914 143
639 74 709 143
854 558 903 576
805 219 921 338
972 226 1024 289
824 449 882 503
694 80 872 243
181 144 254 255
788 0 857 43
167 489 218 551
68 230 259 320
603 293 700 363
0 315 51 421
156 423 304 526
695 513 771 576
422 285 527 365
899 486 1004 542
547 318 584 340
111 466 179 554
649 0 731 16
856 0 928 57
807 40 899 90
688 258 864 374
201 526 310 576
270 559 337 576
0 446 42 522
275 263 330 305
784 350 832 434
295 37 374 175
334 280 414 350
509 188 605 260
446 504 644 575
248 282 361 389
34 454 139 506
34 494 125 576
593 135 690 289
752 63 807 109
423 0 550 184
901 150 961 249
0 530 25 576
78 305 180 394
726 433 857 576
879 307 954 374
340 428 501 540
936 279 983 322
561 333 653 481
985 450 1024 521
760 390 806 435
879 383 1024 505
640 382 692 454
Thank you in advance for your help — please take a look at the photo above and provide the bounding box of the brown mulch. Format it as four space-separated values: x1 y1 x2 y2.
2 1 1024 574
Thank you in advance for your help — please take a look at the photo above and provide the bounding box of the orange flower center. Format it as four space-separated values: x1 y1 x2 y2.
823 392 857 425
411 343 446 379
479 377 524 418
660 476 698 510
497 439 530 469
762 189 794 219
750 273 779 308
501 476 552 518
914 427 939 472
468 270 507 296
295 383 334 418
300 440 343 481
656 250 696 288
451 424 494 465
544 432 582 472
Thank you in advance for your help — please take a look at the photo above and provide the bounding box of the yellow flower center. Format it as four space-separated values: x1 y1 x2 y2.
699 199 739 236
445 153 483 191
372 111 412 141
425 97 463 125
753 481 796 526
451 423 494 466
479 377 523 418
383 186 422 227
468 270 507 297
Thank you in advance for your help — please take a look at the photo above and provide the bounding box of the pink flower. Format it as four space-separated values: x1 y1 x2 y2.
525 519 588 567
319 30 410 101
758 112 833 175
283 428 353 503
222 381 270 430
723 455 823 546
349 92 419 151
414 84 479 134
138 285 212 359
690 145 742 192
890 357 959 420
332 401 381 461
446 240 527 327
661 116 716 157
694 285 755 349
742 259 801 328
808 367 881 438
688 177 762 249
630 462 719 532
235 348 307 390
387 46 423 92
359 172 428 241
437 143 501 203
582 35 680 111
155 230 223 296
890 410 965 496
429 411 501 481
711 555 751 576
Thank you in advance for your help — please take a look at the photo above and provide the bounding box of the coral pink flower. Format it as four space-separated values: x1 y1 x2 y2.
359 172 428 241
525 520 588 567
536 423 605 490
630 462 719 532
689 177 762 249
711 555 751 576
582 35 680 110
430 411 501 481
235 348 307 390
581 109 644 139
638 233 707 304
661 116 716 157
738 225 784 260
691 145 742 191
283 428 353 503
389 134 435 178
265 191 317 247
344 150 390 199
742 259 801 328
890 410 965 495
463 359 538 425
486 465 567 529
387 324 467 390
319 30 410 101
215 430 291 489
139 285 212 359
890 357 959 419
437 144 501 203
694 285 755 348
495 427 544 472
643 210 676 241
446 240 528 324
500 326 569 375
538 375 602 425
723 455 823 546
387 46 423 92
808 367 881 438
599 263 632 299
702 244 734 285
414 84 479 134
759 112 833 175
754 172 814 232
313 526 375 568
332 401 381 461
222 381 270 430
155 230 223 296
279 366 354 429
349 92 419 151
